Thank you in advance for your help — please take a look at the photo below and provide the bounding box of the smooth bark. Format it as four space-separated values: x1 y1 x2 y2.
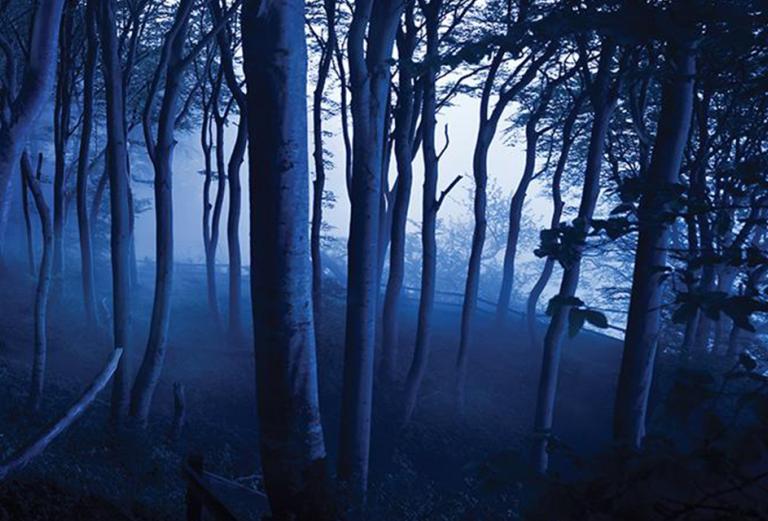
21 152 51 411
380 7 417 383
338 0 404 505
532 43 618 473
613 41 696 449
243 0 330 516
97 0 133 424
0 0 66 262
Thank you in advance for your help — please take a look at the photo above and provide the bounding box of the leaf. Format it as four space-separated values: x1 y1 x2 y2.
584 309 608 328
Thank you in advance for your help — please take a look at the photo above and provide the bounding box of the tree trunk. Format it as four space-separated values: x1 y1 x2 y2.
227 117 247 343
130 8 190 424
496 122 539 322
22 152 52 411
20 165 35 276
338 0 403 506
455 124 493 413
402 0 441 423
311 0 337 324
613 40 696 449
380 8 416 383
526 95 583 345
97 0 133 425
242 0 330 516
531 42 617 473
76 0 99 326
0 0 66 264
52 2 74 289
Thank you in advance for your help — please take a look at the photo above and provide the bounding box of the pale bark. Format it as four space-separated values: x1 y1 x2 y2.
613 40 696 449
338 0 404 504
380 7 417 383
402 0 442 423
97 0 133 424
526 94 583 345
0 0 66 262
21 152 51 411
243 0 330 515
532 42 618 473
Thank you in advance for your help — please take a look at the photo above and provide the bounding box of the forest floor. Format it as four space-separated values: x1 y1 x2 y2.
0 260 626 520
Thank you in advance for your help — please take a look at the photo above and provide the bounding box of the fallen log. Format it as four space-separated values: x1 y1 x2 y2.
0 348 124 480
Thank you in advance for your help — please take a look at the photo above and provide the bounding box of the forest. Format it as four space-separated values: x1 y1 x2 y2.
0 0 767 519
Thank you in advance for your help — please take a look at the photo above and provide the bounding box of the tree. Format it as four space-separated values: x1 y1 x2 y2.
0 0 66 265
96 0 134 425
531 39 621 473
131 0 240 424
21 151 51 411
338 0 404 505
455 0 555 412
380 0 419 383
613 37 697 450
76 0 99 326
242 0 330 516
309 0 339 323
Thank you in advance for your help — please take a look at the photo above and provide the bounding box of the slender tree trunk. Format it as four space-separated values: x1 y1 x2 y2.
380 8 416 383
209 0 247 343
97 0 133 425
20 166 35 276
242 0 330 516
22 152 52 411
496 123 539 322
526 95 583 344
201 91 216 323
204 91 227 329
402 0 441 423
338 0 403 505
130 12 189 424
531 43 617 473
0 0 66 264
455 125 492 413
311 0 337 324
52 3 74 289
455 42 550 412
76 0 99 325
613 41 696 449
227 117 247 343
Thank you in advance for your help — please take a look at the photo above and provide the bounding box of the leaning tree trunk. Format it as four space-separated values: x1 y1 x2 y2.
613 40 696 449
209 0 248 343
0 0 65 264
402 0 442 423
532 43 617 474
526 95 583 345
97 0 133 425
21 152 52 411
496 120 541 323
242 0 330 516
227 116 247 343
130 10 189 425
76 0 99 326
380 7 417 383
338 0 403 506
455 42 551 413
